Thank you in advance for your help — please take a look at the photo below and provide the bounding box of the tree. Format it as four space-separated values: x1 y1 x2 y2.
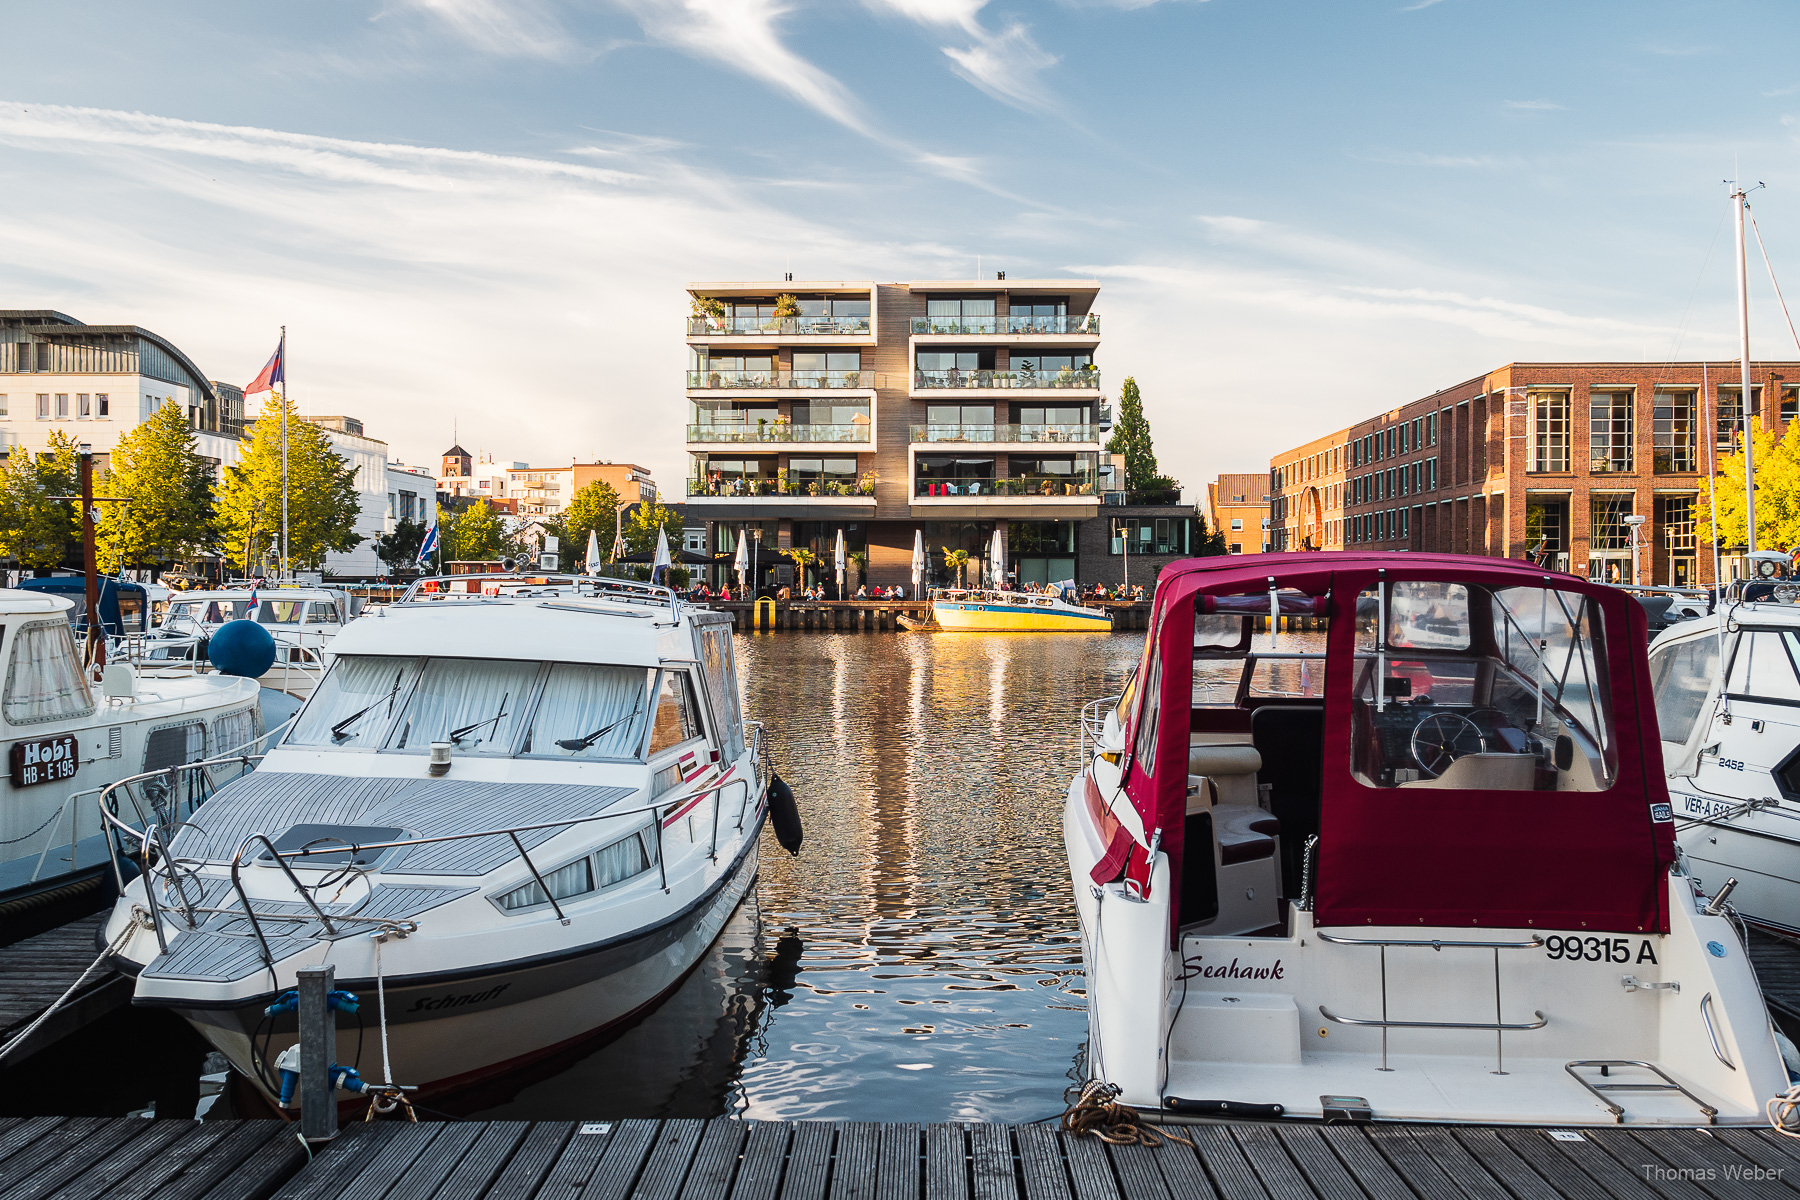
215 394 362 571
0 431 82 570
1106 376 1181 501
1698 422 1800 550
785 547 819 586
1194 508 1229 556
374 518 426 575
443 500 508 561
622 498 684 558
98 399 215 573
941 546 970 587
553 480 621 567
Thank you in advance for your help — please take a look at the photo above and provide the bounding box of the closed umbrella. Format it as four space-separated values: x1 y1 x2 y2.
734 528 749 594
652 527 672 586
990 528 1007 591
911 528 925 596
584 529 602 576
834 528 846 601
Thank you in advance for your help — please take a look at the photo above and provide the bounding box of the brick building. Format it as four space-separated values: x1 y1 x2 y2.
1269 361 1800 586
1204 472 1272 555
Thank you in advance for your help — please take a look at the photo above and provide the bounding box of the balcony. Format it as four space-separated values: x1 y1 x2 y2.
688 477 876 499
909 423 1100 444
911 314 1100 336
914 475 1098 499
911 369 1101 392
687 423 871 445
688 315 872 338
687 370 883 390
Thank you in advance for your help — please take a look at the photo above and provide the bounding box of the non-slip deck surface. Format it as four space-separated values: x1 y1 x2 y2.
10 1116 1800 1200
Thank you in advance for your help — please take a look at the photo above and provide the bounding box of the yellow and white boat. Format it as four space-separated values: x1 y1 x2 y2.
929 588 1113 632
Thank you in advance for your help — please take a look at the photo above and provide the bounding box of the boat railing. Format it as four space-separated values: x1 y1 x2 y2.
1079 694 1121 763
397 572 684 616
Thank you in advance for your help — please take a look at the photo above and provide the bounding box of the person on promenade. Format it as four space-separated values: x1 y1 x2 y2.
857 584 868 599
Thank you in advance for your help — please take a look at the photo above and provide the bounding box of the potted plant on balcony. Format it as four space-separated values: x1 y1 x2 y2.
691 295 726 331
807 480 821 496
774 293 801 328
776 468 791 495
857 471 878 497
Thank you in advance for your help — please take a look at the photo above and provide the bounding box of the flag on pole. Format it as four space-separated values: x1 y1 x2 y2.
245 337 285 396
652 527 672 585
417 505 440 567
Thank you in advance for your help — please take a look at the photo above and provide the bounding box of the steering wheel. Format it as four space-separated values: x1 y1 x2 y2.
1410 711 1486 778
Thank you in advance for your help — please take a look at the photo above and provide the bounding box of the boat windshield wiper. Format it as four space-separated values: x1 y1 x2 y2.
557 704 643 752
450 693 510 745
331 672 405 741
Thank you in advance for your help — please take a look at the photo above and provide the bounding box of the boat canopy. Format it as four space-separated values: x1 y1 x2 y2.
1117 552 1672 935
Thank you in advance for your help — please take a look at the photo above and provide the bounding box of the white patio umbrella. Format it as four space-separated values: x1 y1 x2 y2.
989 528 1007 590
584 529 602 575
652 527 672 585
911 528 926 595
834 528 846 601
734 528 749 593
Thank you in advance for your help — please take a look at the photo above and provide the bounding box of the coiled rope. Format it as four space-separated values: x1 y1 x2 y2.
1059 1082 1191 1147
1770 1086 1800 1137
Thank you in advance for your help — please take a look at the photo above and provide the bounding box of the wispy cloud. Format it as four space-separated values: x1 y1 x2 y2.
1765 83 1800 98
1400 0 1446 11
1353 148 1517 169
865 0 1061 112
393 0 581 59
1505 99 1563 111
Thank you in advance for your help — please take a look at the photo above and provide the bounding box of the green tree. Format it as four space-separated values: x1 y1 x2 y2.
443 500 508 561
1194 508 1228 556
98 399 215 572
622 498 685 557
784 547 820 585
215 394 362 571
374 518 426 575
0 431 82 570
941 546 970 587
1106 377 1181 501
553 480 621 567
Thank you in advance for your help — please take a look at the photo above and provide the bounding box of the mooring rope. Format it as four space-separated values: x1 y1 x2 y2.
1059 1081 1191 1147
0 922 135 1064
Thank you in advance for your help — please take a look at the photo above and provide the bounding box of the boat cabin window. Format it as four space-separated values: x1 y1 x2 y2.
388 658 538 755
257 600 305 625
170 598 248 625
520 664 652 760
1723 630 1800 705
1649 636 1719 744
303 604 338 625
648 670 704 756
1191 593 1327 708
4 619 94 724
117 591 145 634
289 656 420 748
1351 581 1616 790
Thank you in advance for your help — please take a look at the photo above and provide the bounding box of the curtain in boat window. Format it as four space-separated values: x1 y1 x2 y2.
289 656 420 747
522 664 650 759
257 601 304 624
595 826 658 889
3 620 93 724
696 626 745 762
389 658 538 754
212 707 260 757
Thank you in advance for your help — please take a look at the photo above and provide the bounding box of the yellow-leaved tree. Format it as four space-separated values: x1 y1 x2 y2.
1696 422 1800 550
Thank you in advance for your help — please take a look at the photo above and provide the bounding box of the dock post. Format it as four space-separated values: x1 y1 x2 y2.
297 964 338 1143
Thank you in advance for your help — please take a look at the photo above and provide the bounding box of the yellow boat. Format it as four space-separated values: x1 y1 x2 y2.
929 588 1113 632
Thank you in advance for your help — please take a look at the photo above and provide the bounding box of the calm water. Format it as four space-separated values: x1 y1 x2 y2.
470 630 1147 1123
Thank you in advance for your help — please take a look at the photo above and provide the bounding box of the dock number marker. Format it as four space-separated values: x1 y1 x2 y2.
1548 1131 1585 1142
580 1123 613 1135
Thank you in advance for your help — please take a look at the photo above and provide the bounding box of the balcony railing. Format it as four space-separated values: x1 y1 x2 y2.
687 370 882 390
688 423 871 444
689 316 872 337
909 423 1099 444
913 369 1101 391
688 477 876 498
914 475 1098 498
911 314 1100 336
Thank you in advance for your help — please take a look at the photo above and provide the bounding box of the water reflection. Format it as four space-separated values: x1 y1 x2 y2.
476 630 1144 1123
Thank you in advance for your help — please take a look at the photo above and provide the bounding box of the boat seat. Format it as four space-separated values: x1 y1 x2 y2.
1216 805 1280 865
1400 751 1537 791
1189 744 1263 808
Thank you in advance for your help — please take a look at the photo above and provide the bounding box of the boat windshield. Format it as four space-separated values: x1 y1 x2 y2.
168 598 250 625
387 658 538 754
289 656 420 748
256 600 306 625
520 664 652 759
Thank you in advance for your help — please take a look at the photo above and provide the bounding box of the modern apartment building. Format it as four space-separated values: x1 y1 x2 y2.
1268 361 1800 586
1204 473 1273 555
0 309 243 469
684 279 1108 589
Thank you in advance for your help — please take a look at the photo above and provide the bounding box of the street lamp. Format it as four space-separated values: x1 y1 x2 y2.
1624 514 1648 587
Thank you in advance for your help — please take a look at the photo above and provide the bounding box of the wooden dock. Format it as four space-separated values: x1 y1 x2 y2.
6 1115 1800 1200
0 914 128 1065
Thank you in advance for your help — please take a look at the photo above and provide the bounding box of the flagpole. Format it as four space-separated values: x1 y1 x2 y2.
280 326 289 580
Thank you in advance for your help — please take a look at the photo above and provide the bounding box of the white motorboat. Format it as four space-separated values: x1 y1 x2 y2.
0 589 264 907
99 573 777 1107
151 585 354 667
1066 551 1787 1125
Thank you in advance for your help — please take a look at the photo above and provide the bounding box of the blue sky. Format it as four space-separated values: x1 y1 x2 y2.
4 0 1800 496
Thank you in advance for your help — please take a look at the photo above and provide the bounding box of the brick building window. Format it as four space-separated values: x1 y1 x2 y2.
1783 387 1798 422
1427 412 1438 445
1526 501 1567 558
1652 390 1696 473
1589 391 1633 473
1716 386 1760 449
1661 496 1696 551
1530 391 1570 472
1590 495 1634 551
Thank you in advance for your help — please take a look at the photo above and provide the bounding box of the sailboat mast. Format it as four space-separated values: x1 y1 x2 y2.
1734 187 1756 553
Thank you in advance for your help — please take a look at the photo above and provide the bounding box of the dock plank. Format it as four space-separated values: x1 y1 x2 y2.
0 915 130 1062
334 1123 453 1200
729 1123 792 1200
1618 1130 1782 1200
1061 1133 1118 1200
580 1119 660 1200
1313 1126 1414 1200
829 1123 879 1200
1402 1127 1515 1200
1145 1138 1218 1200
66 1121 236 1200
780 1121 834 1200
534 1120 617 1199
1015 1125 1072 1200
484 1124 574 1200
1185 1125 1270 1200
1230 1126 1315 1200
9 1116 152 1200
38 1118 198 1200
1267 1128 1376 1200
967 1124 1018 1200
1103 1142 1169 1200
155 1121 306 1200
430 1120 531 1200
270 1124 393 1200
876 1124 919 1200
631 1120 706 1200
0 1115 67 1168
923 1124 969 1200
682 1118 749 1200
1711 1130 1800 1180
1446 1129 1573 1200
1509 1128 1669 1200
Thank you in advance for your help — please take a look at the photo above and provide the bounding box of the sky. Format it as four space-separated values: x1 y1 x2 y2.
4 0 1800 499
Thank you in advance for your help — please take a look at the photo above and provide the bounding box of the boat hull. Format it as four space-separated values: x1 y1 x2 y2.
931 600 1111 632
161 835 761 1106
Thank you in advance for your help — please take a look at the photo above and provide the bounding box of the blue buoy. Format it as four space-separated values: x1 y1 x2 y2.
207 619 276 678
